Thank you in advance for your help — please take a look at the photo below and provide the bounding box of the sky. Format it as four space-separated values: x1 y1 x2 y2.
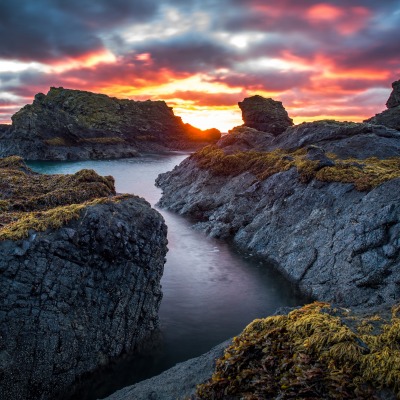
0 0 399 132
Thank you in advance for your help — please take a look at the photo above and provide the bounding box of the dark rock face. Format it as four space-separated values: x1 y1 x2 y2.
156 119 400 309
365 80 400 131
238 95 293 135
386 80 400 108
0 198 167 400
0 87 220 160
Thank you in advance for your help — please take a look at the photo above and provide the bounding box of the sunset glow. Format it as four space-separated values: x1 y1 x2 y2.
0 1 398 131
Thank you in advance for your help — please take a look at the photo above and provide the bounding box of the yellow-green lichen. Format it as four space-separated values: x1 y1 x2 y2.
0 156 130 240
196 302 400 399
192 146 400 191
0 195 131 241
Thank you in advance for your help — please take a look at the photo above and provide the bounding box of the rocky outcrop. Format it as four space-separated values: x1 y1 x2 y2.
0 87 220 160
365 80 400 131
156 92 400 309
238 95 293 135
0 158 168 400
270 120 400 159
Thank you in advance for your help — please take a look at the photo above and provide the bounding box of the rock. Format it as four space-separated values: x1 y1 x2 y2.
238 95 293 135
156 100 400 308
103 340 231 400
0 158 168 400
270 120 400 159
0 87 221 160
365 80 400 131
386 80 400 108
217 126 274 153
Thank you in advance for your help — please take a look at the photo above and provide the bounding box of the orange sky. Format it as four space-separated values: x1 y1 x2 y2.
0 1 399 132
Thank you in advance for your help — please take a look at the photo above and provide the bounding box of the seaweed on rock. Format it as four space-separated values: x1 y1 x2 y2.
196 302 400 399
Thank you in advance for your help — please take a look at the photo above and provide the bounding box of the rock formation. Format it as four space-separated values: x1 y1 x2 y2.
238 95 293 135
156 90 400 309
365 79 400 131
0 87 220 160
0 157 168 400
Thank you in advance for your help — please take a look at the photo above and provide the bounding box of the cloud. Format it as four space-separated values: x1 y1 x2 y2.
0 0 399 130
0 0 160 62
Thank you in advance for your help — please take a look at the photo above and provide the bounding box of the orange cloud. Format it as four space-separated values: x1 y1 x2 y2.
307 4 371 35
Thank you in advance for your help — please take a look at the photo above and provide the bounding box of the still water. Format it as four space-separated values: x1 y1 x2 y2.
29 153 307 399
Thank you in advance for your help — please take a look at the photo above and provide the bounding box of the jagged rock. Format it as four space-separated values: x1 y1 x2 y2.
0 159 168 400
156 113 400 308
365 80 400 131
238 95 293 135
386 80 400 108
0 87 220 160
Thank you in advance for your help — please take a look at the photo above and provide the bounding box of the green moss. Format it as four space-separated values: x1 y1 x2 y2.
196 302 400 399
192 146 400 191
0 156 129 240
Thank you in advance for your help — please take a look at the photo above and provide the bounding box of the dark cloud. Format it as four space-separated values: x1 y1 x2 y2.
0 0 160 61
210 70 313 92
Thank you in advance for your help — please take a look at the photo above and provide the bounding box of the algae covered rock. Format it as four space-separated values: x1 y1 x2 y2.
0 157 168 400
0 87 221 160
196 302 399 399
238 95 293 135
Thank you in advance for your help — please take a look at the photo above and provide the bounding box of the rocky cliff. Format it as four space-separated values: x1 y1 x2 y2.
0 87 220 160
156 87 400 309
0 157 168 400
365 79 400 131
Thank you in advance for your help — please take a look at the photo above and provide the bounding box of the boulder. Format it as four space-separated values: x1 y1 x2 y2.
365 80 400 131
0 87 220 160
0 158 168 400
238 95 293 135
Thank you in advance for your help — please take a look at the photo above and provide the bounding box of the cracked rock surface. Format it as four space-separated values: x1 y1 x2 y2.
0 197 167 400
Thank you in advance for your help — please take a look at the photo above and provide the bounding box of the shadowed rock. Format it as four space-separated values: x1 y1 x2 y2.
0 158 168 400
238 95 293 136
0 87 220 160
365 80 400 131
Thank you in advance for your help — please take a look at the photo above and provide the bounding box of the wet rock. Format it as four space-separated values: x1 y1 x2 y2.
104 340 231 400
238 95 293 136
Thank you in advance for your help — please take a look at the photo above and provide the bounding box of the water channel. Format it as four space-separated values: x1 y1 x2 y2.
29 153 307 399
